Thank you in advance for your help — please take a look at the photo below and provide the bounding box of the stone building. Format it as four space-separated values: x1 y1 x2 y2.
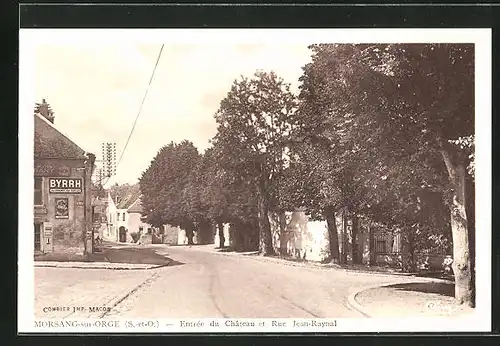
33 113 95 255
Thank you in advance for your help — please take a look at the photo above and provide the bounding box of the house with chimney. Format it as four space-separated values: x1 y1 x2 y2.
33 109 95 256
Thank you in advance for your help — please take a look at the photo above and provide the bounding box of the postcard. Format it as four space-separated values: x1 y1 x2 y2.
19 28 491 333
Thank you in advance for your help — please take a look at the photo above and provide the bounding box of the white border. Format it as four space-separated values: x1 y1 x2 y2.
19 28 492 333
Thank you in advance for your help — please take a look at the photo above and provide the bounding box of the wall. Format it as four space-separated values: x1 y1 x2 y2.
164 225 181 245
177 229 200 245
34 158 87 254
214 224 230 248
103 193 117 242
127 211 146 242
269 210 330 263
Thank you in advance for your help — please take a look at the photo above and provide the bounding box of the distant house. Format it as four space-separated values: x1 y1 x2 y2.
103 191 175 244
103 191 137 243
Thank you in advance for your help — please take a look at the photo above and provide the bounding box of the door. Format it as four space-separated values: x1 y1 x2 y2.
119 226 127 242
34 223 41 251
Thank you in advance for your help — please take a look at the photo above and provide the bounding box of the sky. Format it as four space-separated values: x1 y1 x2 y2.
35 42 313 186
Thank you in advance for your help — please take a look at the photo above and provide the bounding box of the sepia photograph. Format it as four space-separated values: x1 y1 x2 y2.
18 28 491 333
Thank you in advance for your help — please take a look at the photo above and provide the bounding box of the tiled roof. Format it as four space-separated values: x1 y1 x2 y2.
34 114 87 160
127 197 143 214
116 189 142 210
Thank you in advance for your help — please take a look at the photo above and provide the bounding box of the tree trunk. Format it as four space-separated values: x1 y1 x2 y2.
186 229 194 245
368 225 376 265
402 231 416 273
440 148 474 306
351 215 360 264
217 222 225 248
324 206 340 264
341 210 348 264
278 211 287 256
257 179 275 256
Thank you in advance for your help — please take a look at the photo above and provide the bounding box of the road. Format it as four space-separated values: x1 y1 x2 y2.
35 245 431 319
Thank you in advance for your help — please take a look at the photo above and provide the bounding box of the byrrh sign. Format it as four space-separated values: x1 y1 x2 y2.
48 178 83 194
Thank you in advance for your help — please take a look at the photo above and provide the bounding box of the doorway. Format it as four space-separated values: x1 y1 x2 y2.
119 226 127 242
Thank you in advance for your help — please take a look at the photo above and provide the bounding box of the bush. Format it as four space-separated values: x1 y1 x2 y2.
130 232 141 243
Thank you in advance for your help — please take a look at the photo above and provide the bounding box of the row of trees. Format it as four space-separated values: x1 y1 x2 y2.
139 44 475 306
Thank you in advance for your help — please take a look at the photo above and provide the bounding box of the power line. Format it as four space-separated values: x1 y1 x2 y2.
103 44 164 186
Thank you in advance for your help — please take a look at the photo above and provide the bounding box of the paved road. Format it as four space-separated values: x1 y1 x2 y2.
35 245 434 319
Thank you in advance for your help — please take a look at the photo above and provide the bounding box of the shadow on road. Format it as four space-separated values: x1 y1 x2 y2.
385 282 455 297
104 248 183 266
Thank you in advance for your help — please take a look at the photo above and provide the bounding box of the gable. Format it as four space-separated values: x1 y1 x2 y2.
127 197 143 214
34 114 87 160
116 189 142 210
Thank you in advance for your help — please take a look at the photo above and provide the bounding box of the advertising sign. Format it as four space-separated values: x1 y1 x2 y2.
49 178 83 194
54 198 69 219
34 163 71 177
43 222 53 237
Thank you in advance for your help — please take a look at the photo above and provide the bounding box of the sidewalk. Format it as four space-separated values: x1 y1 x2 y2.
34 245 180 269
173 244 473 318
353 281 475 318
35 266 156 319
35 261 162 270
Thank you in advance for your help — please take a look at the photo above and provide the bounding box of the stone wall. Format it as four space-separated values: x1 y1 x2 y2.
34 158 87 254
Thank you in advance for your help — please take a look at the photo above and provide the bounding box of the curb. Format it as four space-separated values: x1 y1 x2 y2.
34 261 166 270
345 277 454 318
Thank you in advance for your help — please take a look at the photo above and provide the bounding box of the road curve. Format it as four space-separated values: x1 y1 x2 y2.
105 245 428 319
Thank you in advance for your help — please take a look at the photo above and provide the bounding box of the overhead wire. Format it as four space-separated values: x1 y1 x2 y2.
102 44 165 187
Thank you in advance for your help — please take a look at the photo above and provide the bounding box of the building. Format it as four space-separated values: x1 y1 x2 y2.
33 113 95 255
268 210 448 270
103 192 167 244
103 191 135 243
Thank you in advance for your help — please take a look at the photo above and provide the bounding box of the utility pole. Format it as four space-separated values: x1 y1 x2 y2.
100 142 117 183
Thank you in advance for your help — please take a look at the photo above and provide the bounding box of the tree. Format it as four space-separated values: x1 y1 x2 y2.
139 141 202 245
293 45 379 264
212 71 298 256
299 43 475 305
194 147 231 247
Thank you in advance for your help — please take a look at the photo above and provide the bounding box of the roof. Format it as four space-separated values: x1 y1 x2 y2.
34 114 87 160
127 197 143 214
116 189 142 210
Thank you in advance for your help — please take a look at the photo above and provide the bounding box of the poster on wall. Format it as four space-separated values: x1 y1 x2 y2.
54 198 69 219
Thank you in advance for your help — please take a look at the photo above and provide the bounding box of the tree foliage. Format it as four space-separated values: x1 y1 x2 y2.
139 140 202 244
296 43 475 304
211 71 298 255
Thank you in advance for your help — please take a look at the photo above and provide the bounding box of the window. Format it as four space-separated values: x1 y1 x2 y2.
34 223 41 251
147 227 152 234
139 226 144 234
122 213 126 221
117 212 120 221
34 177 43 205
